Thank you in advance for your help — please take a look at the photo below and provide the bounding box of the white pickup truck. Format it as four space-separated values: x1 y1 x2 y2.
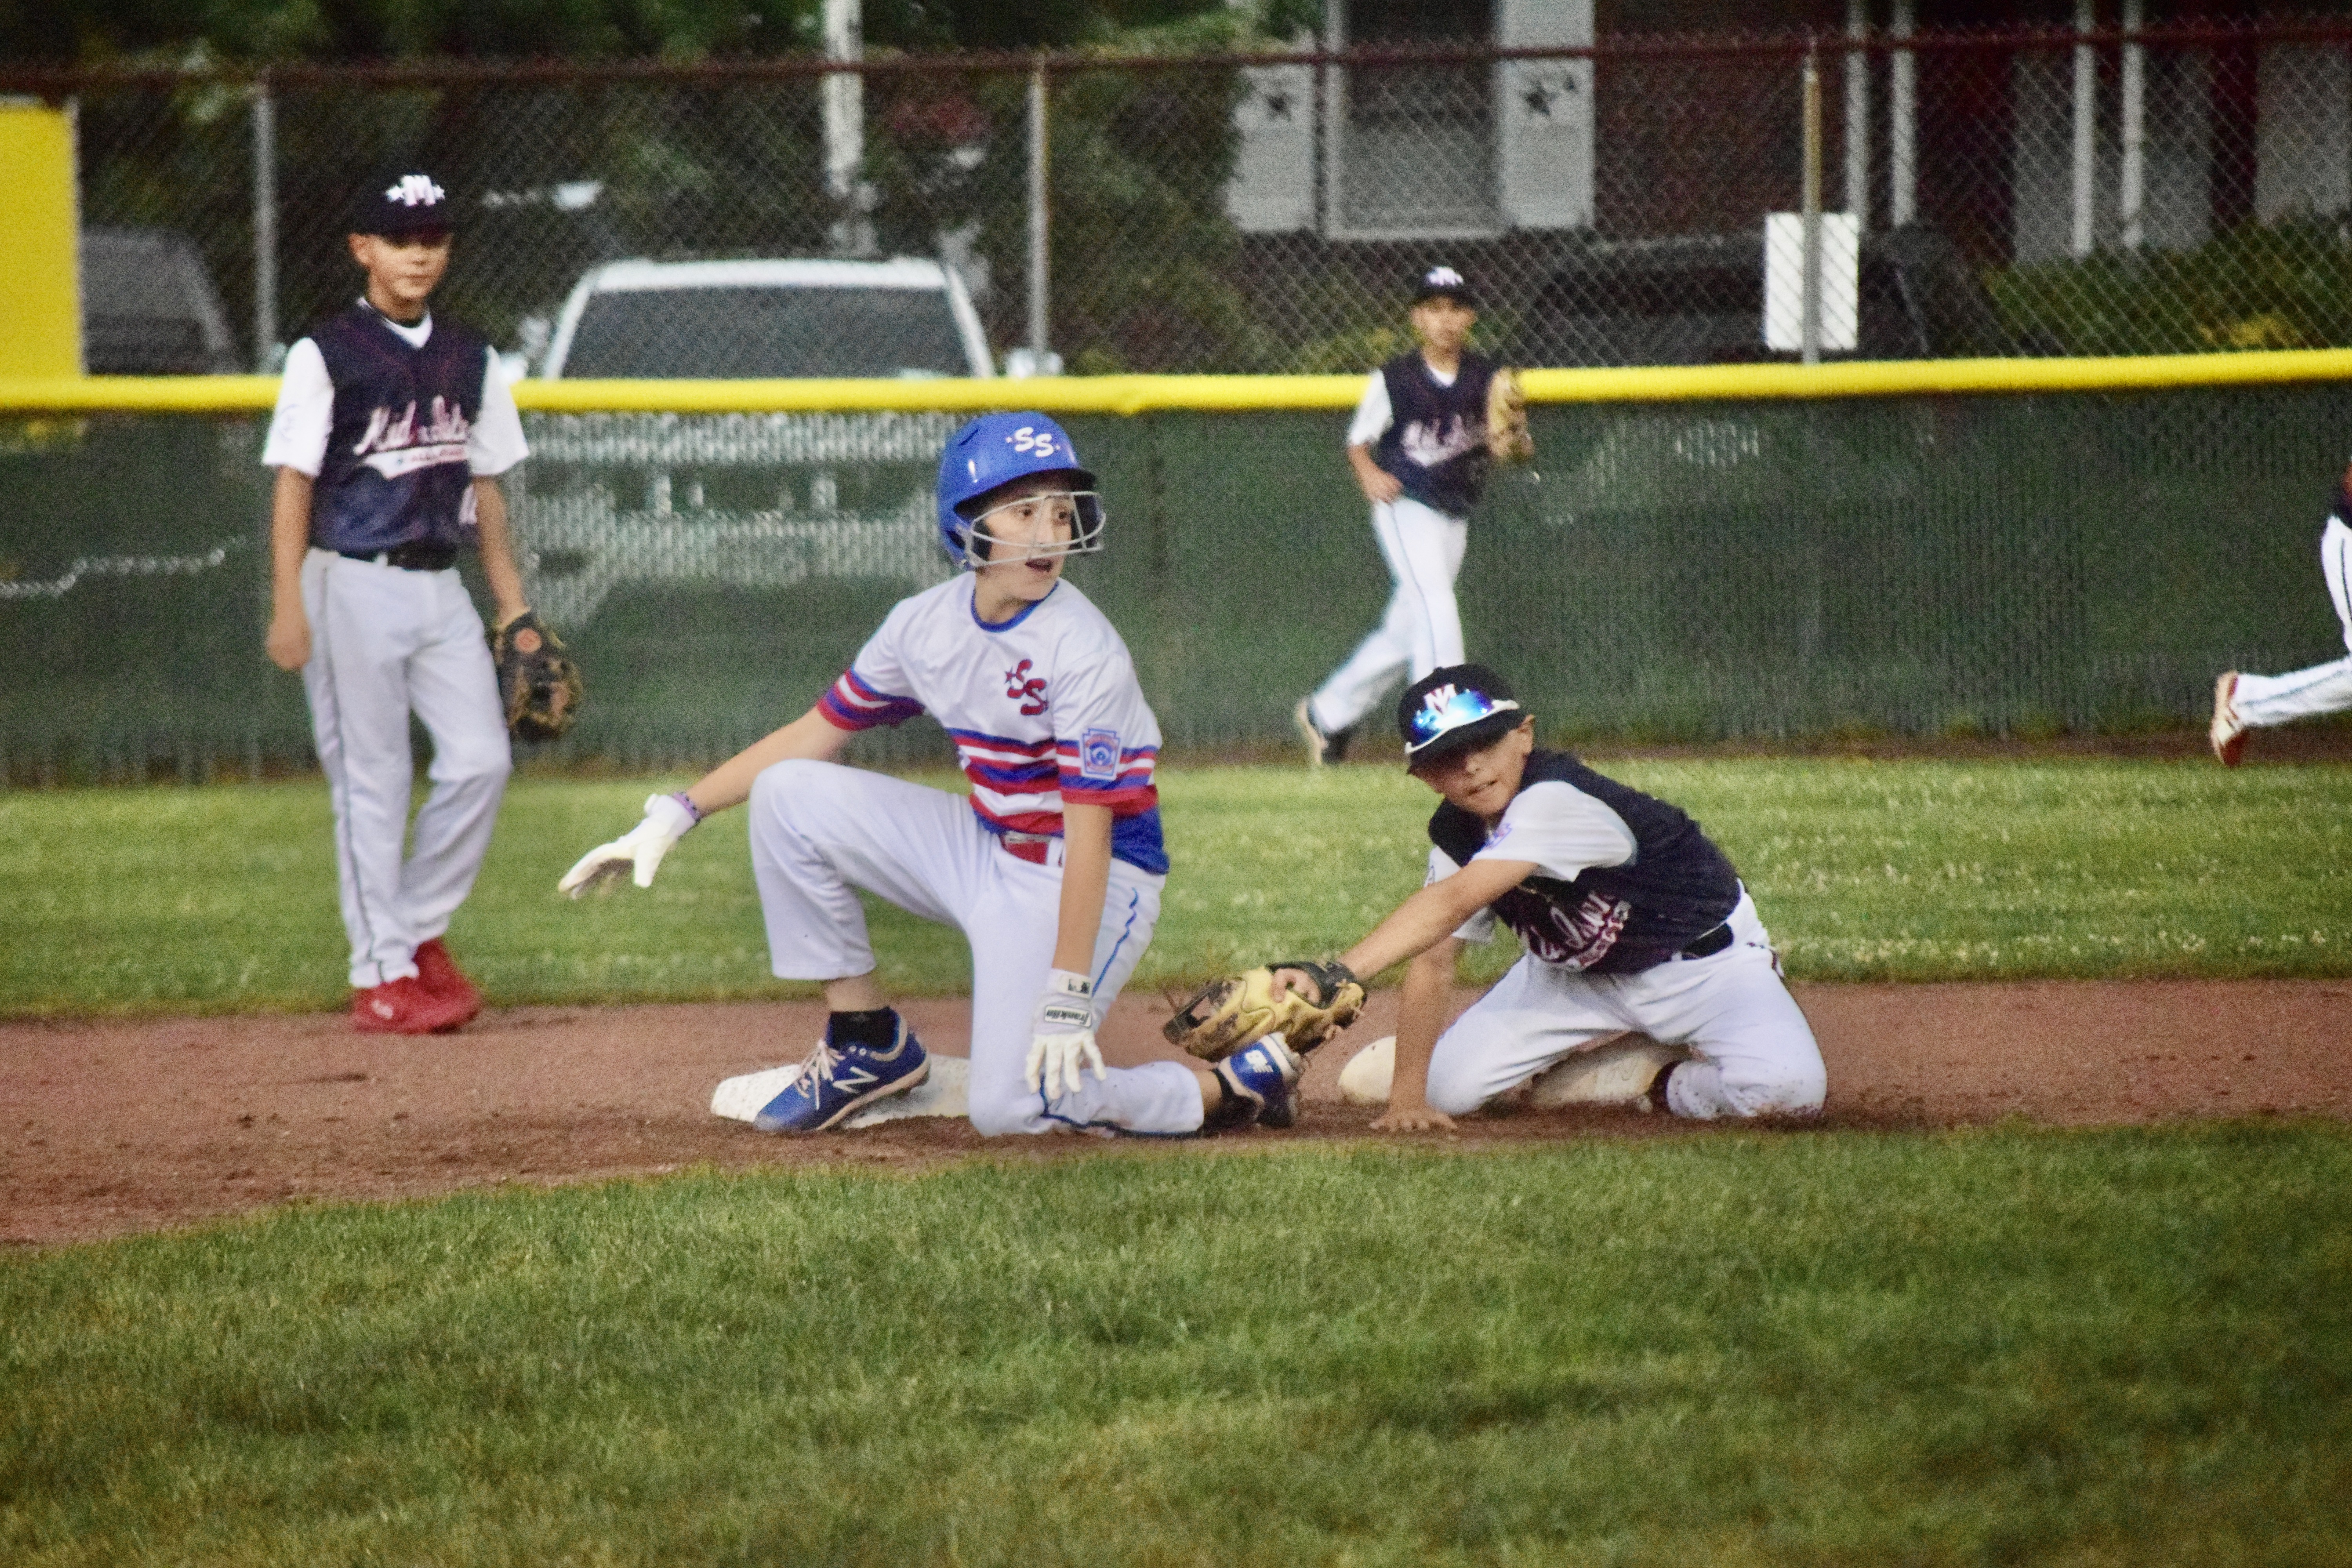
518 256 998 628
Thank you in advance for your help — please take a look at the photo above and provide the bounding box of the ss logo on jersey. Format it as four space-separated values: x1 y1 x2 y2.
1004 658 1048 716
1010 425 1058 459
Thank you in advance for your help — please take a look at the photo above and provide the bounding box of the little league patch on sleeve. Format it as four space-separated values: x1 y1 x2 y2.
1081 728 1120 781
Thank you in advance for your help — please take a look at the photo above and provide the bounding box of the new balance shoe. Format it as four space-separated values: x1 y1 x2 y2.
1210 1035 1303 1130
751 1017 929 1134
2210 671 2250 767
411 937 483 1024
350 974 472 1035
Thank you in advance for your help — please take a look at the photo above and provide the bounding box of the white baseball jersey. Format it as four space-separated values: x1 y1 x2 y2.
818 574 1167 873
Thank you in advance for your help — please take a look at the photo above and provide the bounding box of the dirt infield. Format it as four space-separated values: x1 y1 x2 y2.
5 978 2347 1247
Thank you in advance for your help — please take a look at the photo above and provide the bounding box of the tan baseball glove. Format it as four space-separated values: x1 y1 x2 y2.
1485 366 1535 465
1163 960 1366 1062
492 610 583 742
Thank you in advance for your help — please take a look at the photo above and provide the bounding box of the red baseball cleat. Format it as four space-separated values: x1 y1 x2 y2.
412 937 483 1024
350 974 473 1035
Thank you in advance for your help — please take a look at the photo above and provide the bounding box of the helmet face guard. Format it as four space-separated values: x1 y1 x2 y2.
936 412 1105 568
954 486 1105 568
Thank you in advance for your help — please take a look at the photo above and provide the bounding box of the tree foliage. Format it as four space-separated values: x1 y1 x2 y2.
2 0 1261 65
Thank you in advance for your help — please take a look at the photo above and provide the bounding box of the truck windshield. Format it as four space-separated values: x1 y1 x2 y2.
561 285 972 378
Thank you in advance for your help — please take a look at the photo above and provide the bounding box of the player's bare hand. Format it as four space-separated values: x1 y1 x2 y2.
1361 469 1404 505
1371 1100 1456 1134
557 793 698 897
265 610 311 671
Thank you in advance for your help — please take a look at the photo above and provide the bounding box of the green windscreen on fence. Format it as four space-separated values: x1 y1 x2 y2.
3 385 2347 782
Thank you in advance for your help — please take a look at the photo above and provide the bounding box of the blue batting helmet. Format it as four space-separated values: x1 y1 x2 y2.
935 412 1103 566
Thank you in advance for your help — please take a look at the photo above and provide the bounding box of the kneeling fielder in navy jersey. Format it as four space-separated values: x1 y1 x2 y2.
560 413 1300 1136
1301 664 1828 1131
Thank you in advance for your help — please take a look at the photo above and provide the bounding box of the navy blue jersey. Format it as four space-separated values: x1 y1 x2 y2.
1428 748 1742 974
1374 350 1497 517
308 304 491 555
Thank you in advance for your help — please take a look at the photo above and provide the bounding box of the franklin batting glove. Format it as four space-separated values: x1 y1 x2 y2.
1025 968 1106 1100
558 792 700 897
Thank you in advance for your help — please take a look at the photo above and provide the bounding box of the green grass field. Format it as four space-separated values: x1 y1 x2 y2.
8 757 2350 1562
6 1127 2350 1565
1 757 2347 1015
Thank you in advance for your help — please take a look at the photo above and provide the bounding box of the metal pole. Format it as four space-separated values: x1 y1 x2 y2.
1027 59 1050 366
1844 0 1871 229
2070 0 2098 258
1889 0 1916 227
2120 0 2147 250
1802 47 1824 366
250 79 278 370
1321 0 1346 236
822 0 869 255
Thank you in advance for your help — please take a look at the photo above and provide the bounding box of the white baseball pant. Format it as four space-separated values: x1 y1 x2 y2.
1307 495 1469 737
747 759 1203 1137
1425 892 1827 1121
299 549 512 990
2230 517 2352 728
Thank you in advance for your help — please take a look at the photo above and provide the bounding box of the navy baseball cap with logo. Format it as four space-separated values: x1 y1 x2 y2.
1398 663 1526 769
1411 264 1478 307
352 171 456 238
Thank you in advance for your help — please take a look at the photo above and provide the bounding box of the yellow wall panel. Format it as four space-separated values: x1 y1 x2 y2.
0 103 83 378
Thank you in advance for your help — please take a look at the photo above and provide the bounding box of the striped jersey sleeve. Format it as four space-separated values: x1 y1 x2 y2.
818 606 927 731
1049 639 1159 816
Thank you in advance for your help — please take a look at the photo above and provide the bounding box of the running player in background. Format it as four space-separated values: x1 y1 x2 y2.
2210 459 2352 765
558 413 1301 1136
1295 265 1501 766
261 170 530 1036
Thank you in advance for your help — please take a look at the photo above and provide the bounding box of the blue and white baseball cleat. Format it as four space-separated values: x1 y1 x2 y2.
752 1018 930 1134
1212 1035 1303 1130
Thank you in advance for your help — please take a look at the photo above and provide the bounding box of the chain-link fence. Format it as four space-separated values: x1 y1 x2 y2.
5 383 2348 782
22 18 2352 378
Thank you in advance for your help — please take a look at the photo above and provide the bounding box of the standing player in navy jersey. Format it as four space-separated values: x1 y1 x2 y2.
262 171 532 1035
1296 265 1501 766
559 413 1302 1137
1300 664 1827 1131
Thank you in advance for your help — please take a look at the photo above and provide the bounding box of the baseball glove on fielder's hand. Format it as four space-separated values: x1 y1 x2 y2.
1485 366 1535 465
492 610 583 742
1163 960 1366 1062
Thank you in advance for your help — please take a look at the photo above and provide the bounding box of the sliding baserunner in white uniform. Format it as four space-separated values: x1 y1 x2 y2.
559 413 1300 1136
2211 457 2352 765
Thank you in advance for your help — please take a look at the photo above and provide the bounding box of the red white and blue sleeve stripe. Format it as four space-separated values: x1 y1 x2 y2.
1057 741 1159 814
818 668 926 731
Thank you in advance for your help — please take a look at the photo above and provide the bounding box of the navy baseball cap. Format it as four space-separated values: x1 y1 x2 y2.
1411 264 1477 307
352 171 456 238
1398 664 1525 768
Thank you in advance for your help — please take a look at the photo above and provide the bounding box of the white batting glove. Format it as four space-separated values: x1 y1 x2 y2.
1025 968 1105 1101
557 792 700 897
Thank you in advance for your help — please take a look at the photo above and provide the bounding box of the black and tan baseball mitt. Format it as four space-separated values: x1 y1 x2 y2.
491 610 583 742
1485 366 1535 465
1163 960 1366 1062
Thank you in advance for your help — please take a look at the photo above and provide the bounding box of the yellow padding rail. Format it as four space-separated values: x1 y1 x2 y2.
6 348 2352 416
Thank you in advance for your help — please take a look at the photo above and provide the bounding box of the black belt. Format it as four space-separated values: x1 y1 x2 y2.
339 543 458 572
1677 922 1733 960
